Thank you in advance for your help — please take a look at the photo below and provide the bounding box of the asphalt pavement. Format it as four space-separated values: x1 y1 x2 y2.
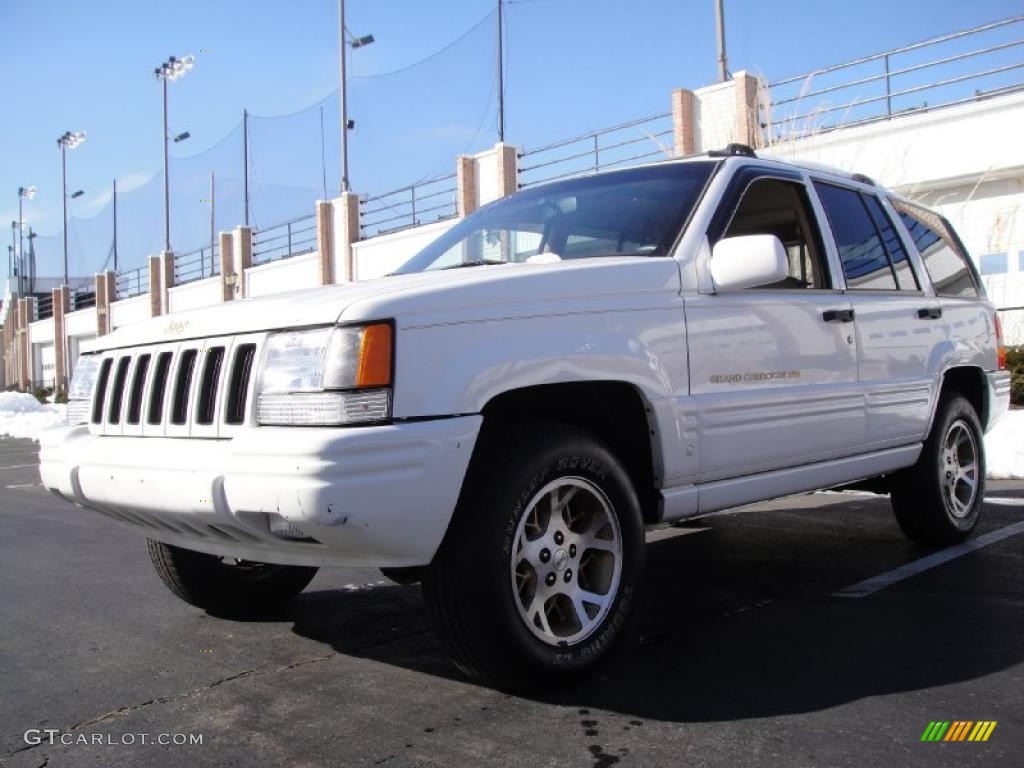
1 435 1021 768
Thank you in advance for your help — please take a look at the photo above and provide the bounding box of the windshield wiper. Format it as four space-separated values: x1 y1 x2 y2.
436 259 507 270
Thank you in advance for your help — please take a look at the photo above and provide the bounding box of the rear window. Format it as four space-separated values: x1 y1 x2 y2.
891 199 979 298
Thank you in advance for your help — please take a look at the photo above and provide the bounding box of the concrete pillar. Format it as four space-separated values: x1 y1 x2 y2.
456 155 478 217
233 226 253 297
672 88 697 157
316 200 335 285
332 193 360 283
218 232 236 301
148 256 162 317
495 143 518 199
159 250 175 315
53 285 69 392
734 71 763 149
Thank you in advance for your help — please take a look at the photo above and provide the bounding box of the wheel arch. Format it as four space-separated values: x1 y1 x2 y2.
930 365 988 432
478 381 662 524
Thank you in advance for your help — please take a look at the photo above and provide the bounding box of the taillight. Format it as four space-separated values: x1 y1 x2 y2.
994 312 1006 370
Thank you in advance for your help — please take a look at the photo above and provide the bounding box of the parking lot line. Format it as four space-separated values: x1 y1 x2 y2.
983 496 1023 506
0 464 37 471
833 520 1024 599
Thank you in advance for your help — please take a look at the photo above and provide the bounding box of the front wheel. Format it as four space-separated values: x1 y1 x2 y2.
890 393 985 545
422 423 645 690
146 539 318 614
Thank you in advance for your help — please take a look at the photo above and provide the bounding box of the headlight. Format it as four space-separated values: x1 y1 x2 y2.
256 322 393 426
66 354 101 425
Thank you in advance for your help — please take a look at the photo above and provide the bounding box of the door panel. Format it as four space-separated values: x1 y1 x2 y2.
685 291 862 481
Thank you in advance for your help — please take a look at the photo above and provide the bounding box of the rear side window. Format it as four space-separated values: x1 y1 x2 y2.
891 199 979 298
815 182 906 290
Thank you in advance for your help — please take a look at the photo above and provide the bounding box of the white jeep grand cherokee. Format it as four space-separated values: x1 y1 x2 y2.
41 146 1011 689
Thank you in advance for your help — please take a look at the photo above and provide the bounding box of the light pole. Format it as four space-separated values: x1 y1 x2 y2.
16 186 35 297
57 131 86 286
714 0 729 83
338 0 374 193
154 54 195 252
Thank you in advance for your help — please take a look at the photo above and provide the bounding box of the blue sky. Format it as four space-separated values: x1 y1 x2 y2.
1 0 1021 281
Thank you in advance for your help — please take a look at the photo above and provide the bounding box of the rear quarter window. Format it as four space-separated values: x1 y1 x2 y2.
891 199 980 298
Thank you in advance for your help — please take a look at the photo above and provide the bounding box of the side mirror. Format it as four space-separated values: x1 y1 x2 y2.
709 234 788 291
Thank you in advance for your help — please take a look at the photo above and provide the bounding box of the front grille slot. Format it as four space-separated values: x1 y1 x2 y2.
148 352 173 425
107 357 131 425
91 358 113 424
127 354 151 425
225 344 256 425
171 350 198 425
197 347 225 425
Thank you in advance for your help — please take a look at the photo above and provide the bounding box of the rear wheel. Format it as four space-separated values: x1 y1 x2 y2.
146 539 318 613
890 394 985 545
422 423 645 690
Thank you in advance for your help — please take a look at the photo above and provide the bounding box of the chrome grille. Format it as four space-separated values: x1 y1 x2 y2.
89 335 262 437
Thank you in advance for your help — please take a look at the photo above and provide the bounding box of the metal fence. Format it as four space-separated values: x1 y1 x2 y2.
359 174 458 238
766 14 1024 142
251 213 317 266
35 294 53 321
71 287 96 310
516 111 674 189
998 306 1024 347
174 244 220 285
115 266 148 301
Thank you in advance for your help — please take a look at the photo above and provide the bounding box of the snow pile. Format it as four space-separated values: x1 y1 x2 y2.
985 409 1024 480
0 392 68 440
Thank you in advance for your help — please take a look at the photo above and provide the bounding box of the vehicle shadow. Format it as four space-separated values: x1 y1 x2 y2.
285 517 1023 723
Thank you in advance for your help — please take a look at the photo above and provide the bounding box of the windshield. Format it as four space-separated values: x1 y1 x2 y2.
392 161 716 274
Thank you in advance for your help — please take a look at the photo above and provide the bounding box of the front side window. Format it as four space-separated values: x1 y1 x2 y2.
814 182 913 291
393 163 716 274
891 199 980 298
722 177 830 288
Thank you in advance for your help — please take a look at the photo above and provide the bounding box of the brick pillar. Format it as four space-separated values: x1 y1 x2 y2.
148 256 162 317
53 285 69 392
96 271 114 336
159 250 175 314
218 232 236 301
332 193 360 282
672 88 697 157
734 71 763 149
18 297 34 390
233 227 253 297
495 143 518 198
456 155 478 217
316 201 335 285
3 293 16 387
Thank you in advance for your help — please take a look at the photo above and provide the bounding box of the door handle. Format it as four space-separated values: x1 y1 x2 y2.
917 307 943 319
822 309 855 323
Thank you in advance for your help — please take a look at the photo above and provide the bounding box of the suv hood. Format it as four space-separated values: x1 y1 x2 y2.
91 257 681 350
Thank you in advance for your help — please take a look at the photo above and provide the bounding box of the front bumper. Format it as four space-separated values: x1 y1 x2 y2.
39 416 482 567
986 370 1012 431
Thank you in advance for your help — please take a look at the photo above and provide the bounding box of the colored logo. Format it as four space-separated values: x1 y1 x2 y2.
921 721 997 742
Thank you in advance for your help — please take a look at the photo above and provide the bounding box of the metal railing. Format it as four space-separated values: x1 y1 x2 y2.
767 14 1024 141
115 266 148 300
517 111 674 189
174 244 220 285
35 294 53 321
360 173 458 238
252 213 317 265
71 287 95 310
998 306 1024 348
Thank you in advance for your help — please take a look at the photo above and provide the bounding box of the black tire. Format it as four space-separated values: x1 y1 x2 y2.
422 422 645 690
146 539 318 613
890 393 986 546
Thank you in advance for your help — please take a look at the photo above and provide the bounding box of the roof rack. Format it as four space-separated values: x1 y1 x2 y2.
708 143 757 158
851 172 876 186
